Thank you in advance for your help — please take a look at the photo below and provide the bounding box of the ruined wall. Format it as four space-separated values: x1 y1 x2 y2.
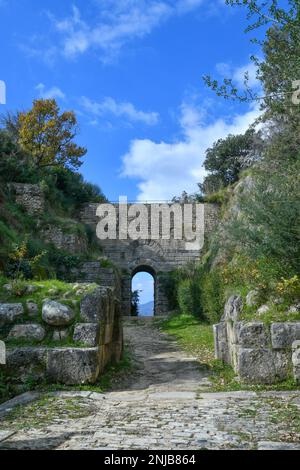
10 183 44 215
214 296 300 385
41 225 88 254
0 272 123 385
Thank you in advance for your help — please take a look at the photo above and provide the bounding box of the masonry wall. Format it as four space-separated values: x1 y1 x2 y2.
0 271 123 385
214 296 300 385
79 202 220 316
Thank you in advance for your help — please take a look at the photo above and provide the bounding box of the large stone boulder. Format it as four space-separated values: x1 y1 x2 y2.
0 303 23 326
42 300 75 326
8 324 46 341
47 348 100 384
223 295 243 322
73 323 99 346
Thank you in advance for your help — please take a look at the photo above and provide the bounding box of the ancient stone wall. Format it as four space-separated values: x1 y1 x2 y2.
10 183 44 215
41 225 88 254
0 273 123 385
214 296 300 385
79 202 220 315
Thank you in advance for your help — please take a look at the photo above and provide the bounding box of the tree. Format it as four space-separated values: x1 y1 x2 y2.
18 99 87 170
204 1 300 120
131 289 140 317
199 129 261 195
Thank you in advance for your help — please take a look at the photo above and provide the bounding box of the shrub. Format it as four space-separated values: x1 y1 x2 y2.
200 268 224 324
177 279 195 316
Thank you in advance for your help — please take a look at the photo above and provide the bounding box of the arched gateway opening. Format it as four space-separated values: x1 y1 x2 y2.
131 266 155 317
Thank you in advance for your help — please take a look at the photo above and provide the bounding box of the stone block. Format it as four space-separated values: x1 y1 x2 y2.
8 324 45 341
5 347 47 383
103 323 113 345
292 341 300 384
271 323 300 349
47 348 100 385
237 348 290 384
99 344 112 371
235 321 270 348
73 323 99 346
80 287 110 323
213 323 230 363
0 303 23 326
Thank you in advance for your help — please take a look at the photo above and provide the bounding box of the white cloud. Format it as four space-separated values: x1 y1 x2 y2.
36 83 66 100
121 102 260 201
216 60 260 89
233 62 259 88
80 96 159 125
48 1 205 61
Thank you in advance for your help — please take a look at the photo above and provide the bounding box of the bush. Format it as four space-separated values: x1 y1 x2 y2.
177 280 195 316
200 268 224 324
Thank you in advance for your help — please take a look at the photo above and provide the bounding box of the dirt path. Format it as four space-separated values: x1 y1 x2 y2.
113 318 211 392
0 318 300 450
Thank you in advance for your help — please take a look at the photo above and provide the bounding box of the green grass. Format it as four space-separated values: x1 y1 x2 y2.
0 277 100 347
157 312 300 393
1 394 95 430
157 313 215 365
241 302 300 324
0 277 98 306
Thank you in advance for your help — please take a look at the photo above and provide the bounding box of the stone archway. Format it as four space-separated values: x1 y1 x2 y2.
131 265 155 317
120 261 170 317
79 202 220 316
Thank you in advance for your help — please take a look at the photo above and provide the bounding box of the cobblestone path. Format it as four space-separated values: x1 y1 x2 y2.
0 319 300 450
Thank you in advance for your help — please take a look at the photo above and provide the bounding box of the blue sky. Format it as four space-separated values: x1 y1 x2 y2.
0 0 262 202
132 272 154 311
